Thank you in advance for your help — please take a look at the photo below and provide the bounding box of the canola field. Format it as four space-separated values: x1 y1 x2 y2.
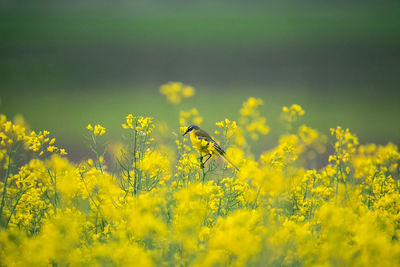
0 83 399 266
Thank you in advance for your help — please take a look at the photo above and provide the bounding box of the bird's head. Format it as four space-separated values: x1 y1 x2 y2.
183 125 200 136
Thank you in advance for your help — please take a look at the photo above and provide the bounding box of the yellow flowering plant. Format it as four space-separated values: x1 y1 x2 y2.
119 114 158 195
86 123 106 172
215 118 237 149
238 97 270 147
0 115 66 231
0 87 399 267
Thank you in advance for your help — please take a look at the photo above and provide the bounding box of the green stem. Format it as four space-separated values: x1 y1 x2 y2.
0 150 12 224
6 187 29 227
92 135 103 174
133 124 138 195
47 169 58 213
80 173 103 217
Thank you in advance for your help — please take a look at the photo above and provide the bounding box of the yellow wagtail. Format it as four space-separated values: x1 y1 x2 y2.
183 125 239 171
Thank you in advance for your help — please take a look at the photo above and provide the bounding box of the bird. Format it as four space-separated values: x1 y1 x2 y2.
183 125 239 171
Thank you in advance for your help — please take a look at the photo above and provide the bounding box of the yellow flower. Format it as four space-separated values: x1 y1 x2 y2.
193 116 203 125
240 97 263 116
216 118 238 139
179 108 203 127
93 124 106 136
281 104 305 123
160 82 195 104
238 98 269 143
216 121 224 128
139 150 171 186
122 114 135 129
182 85 195 98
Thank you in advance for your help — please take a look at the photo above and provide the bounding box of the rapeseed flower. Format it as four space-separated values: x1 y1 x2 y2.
160 82 195 104
1 93 400 267
238 97 269 143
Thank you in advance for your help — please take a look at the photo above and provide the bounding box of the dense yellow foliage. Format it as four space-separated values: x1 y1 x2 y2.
0 87 399 266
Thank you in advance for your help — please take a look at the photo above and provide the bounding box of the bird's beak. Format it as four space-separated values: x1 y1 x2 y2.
183 129 189 136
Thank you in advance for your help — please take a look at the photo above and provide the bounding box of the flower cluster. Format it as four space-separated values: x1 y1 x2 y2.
122 114 154 136
215 118 237 139
328 126 359 182
0 114 67 158
160 81 195 104
179 108 203 130
139 150 171 187
239 97 269 143
87 124 106 136
281 104 305 123
281 104 305 133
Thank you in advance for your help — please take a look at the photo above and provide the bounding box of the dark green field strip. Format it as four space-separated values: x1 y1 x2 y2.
1 5 400 46
1 42 399 95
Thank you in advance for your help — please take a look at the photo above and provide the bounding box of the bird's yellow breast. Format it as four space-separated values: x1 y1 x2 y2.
190 130 216 154
189 130 197 145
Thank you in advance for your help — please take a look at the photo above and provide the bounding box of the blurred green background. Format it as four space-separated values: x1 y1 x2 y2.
1 0 399 161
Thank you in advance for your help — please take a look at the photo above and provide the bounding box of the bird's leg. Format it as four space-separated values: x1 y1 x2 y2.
199 153 204 169
203 154 212 165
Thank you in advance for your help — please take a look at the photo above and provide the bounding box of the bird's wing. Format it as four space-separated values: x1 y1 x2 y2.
211 140 225 155
194 131 226 155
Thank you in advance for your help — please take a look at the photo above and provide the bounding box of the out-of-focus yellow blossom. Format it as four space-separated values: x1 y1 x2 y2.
107 141 124 159
172 181 224 257
160 81 195 104
234 127 246 147
240 97 263 116
238 97 269 144
329 126 359 182
198 210 263 266
260 134 299 168
281 104 305 123
226 146 244 169
179 108 203 127
182 85 195 98
298 125 318 145
216 118 237 139
296 125 327 159
139 150 171 187
13 114 30 132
